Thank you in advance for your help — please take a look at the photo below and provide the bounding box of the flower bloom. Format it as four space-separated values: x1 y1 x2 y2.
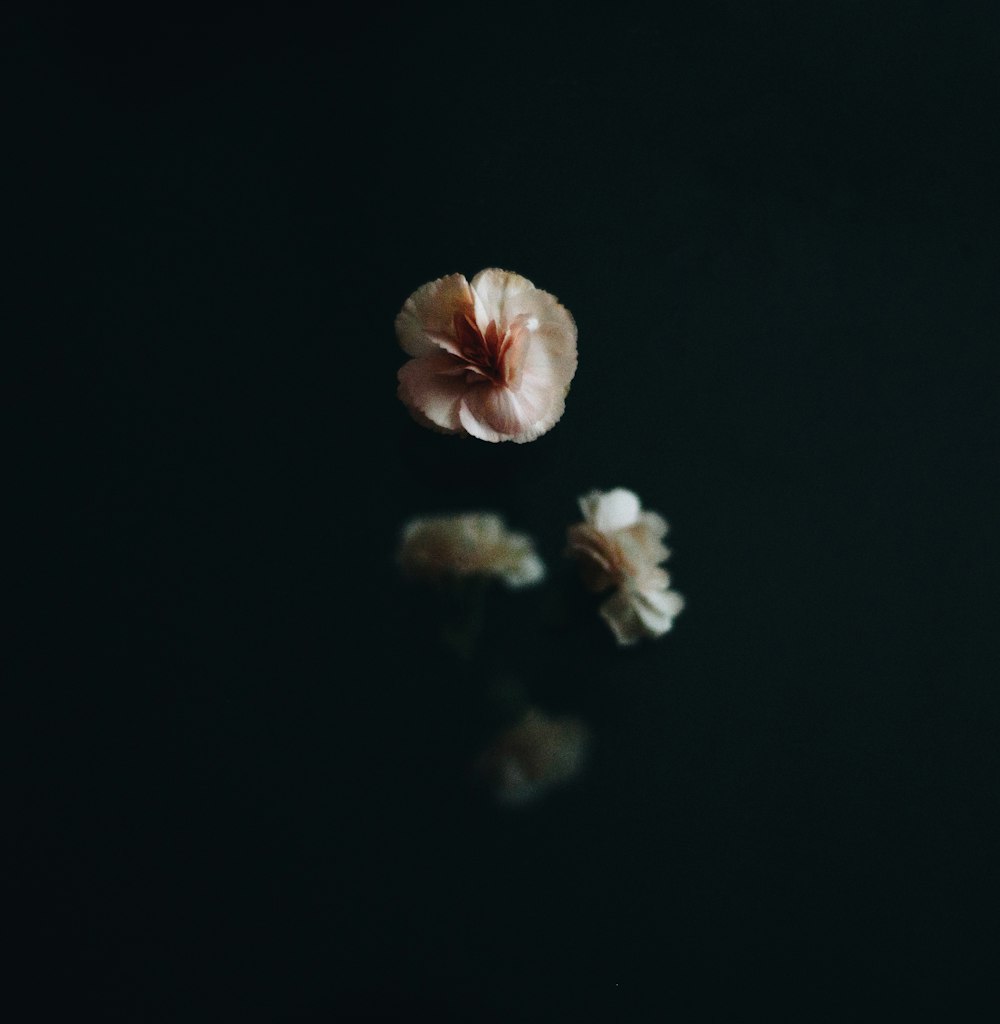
566 487 684 646
395 268 577 443
398 512 545 588
475 708 589 805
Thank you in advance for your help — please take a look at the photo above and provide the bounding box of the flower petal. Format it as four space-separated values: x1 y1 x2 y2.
524 321 578 385
579 488 642 533
504 336 574 434
499 549 546 589
395 273 474 357
457 391 506 442
598 584 682 646
512 290 578 355
618 524 670 574
469 268 536 335
598 588 645 646
459 383 554 443
397 352 467 433
631 585 685 636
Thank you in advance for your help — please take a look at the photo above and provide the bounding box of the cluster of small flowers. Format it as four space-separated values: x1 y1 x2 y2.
398 490 684 646
394 269 684 804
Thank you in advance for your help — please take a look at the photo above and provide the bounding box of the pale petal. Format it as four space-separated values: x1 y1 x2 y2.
497 299 577 396
507 289 578 356
474 341 573 442
631 586 685 636
511 380 568 438
632 564 671 592
394 273 473 357
637 511 669 543
502 371 558 430
577 491 600 525
459 385 551 443
618 527 670 574
580 488 642 533
397 352 467 433
495 318 532 389
597 580 685 646
524 322 578 385
466 512 505 546
457 393 506 442
598 588 646 646
471 270 577 347
514 391 566 442
499 549 546 589
469 268 536 334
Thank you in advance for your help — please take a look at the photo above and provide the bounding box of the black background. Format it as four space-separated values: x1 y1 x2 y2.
10 3 999 1020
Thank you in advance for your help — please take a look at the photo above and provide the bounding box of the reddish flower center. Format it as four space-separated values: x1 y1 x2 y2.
452 309 525 388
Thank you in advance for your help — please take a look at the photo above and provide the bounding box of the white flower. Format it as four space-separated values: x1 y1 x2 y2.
398 512 545 588
566 487 684 646
475 708 589 805
395 269 578 443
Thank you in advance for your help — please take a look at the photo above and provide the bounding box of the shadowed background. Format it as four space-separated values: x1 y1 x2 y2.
10 3 998 1020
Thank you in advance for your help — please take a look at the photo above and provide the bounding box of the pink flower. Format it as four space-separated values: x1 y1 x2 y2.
566 487 685 646
395 269 578 443
397 512 545 588
475 708 589 805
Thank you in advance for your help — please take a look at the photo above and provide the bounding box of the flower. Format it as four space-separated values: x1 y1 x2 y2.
475 708 589 805
566 487 684 646
398 511 545 588
395 268 578 443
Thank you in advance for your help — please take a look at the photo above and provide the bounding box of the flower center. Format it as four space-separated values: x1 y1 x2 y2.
566 524 635 591
452 309 528 388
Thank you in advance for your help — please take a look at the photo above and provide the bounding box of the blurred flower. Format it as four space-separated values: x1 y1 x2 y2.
476 708 589 805
398 512 545 588
395 268 578 443
566 487 684 645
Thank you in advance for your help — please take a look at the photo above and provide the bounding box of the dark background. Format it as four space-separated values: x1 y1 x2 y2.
10 2 999 1020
